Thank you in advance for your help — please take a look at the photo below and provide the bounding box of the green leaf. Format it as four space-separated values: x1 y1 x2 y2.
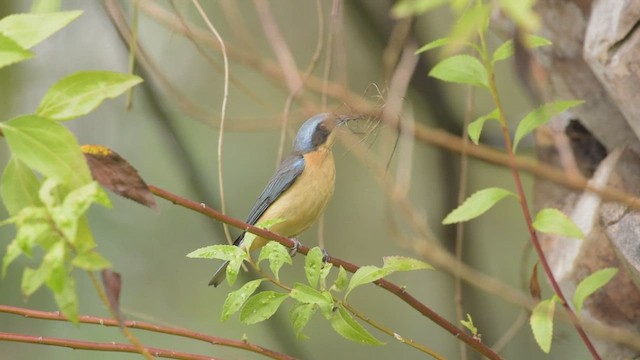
290 303 316 339
530 297 557 353
71 251 111 271
392 0 447 18
491 35 552 64
332 266 349 292
1 158 42 216
0 115 92 188
73 216 97 253
346 266 387 298
0 11 82 49
31 0 62 13
63 181 111 211
290 283 333 307
573 268 618 313
533 208 584 239
241 217 285 252
36 71 143 121
319 262 333 285
187 244 245 260
305 247 324 288
492 40 514 63
221 279 264 321
42 241 66 292
52 276 78 323
15 211 51 255
415 37 450 54
443 187 515 224
257 241 292 281
468 109 500 144
429 55 488 88
239 291 288 324
331 306 384 345
383 256 433 271
460 313 478 336
499 0 538 31
0 33 33 69
513 100 584 152
447 4 489 54
21 267 48 296
2 241 22 277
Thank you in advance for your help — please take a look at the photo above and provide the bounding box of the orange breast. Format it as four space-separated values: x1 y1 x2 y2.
250 147 336 250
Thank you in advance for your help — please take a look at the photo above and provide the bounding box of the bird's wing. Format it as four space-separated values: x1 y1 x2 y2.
232 154 305 246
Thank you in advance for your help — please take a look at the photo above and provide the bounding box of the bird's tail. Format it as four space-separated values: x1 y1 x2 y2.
208 260 229 287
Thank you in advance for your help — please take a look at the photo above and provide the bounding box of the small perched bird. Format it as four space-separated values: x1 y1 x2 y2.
209 113 349 287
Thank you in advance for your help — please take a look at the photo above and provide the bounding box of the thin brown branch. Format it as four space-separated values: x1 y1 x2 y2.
0 305 296 360
148 185 503 360
0 332 219 360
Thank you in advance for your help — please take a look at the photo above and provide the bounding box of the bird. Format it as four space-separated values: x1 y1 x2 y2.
209 113 350 287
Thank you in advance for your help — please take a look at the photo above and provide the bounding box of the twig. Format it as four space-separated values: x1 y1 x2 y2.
191 0 233 245
148 185 503 360
0 305 297 360
0 331 219 360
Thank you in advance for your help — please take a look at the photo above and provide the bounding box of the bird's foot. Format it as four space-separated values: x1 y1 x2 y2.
321 248 330 262
289 238 302 257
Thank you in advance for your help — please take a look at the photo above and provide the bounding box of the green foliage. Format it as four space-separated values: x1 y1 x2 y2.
530 296 560 353
331 306 384 345
429 55 488 88
513 100 584 152
532 208 584 239
257 241 292 281
0 11 82 49
221 279 264 321
468 109 499 144
573 268 618 313
36 71 143 121
0 9 142 323
442 187 515 224
240 291 289 324
460 313 478 336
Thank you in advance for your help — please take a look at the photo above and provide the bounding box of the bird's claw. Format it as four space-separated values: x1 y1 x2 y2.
321 248 330 262
289 238 302 257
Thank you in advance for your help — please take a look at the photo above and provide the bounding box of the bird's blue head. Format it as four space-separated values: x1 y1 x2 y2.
292 113 345 154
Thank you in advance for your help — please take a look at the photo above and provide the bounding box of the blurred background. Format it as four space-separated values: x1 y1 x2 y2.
0 1 588 359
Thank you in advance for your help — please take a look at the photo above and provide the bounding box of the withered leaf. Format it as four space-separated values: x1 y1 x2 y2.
81 144 157 208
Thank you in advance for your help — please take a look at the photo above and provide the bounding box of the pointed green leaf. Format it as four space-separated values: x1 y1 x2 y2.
468 109 500 144
346 266 388 298
443 187 515 224
31 0 62 13
305 247 324 288
2 241 22 277
429 55 488 88
186 244 245 260
0 11 82 49
392 0 447 18
415 37 450 54
1 158 42 216
525 35 552 48
239 291 288 324
446 4 489 54
383 256 433 271
460 313 478 336
52 276 78 323
37 71 142 121
533 208 584 239
257 241 291 281
0 115 92 188
530 297 557 353
331 306 384 345
71 251 111 271
573 268 618 312
21 267 48 296
221 279 264 321
332 266 349 292
290 283 333 308
0 33 33 69
513 100 583 152
492 40 514 63
290 303 316 339
499 0 538 31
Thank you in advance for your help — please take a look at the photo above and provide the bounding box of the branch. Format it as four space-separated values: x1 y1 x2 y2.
148 185 503 360
0 332 219 360
0 305 296 360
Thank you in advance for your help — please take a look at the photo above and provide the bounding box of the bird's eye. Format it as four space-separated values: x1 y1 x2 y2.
311 121 331 147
